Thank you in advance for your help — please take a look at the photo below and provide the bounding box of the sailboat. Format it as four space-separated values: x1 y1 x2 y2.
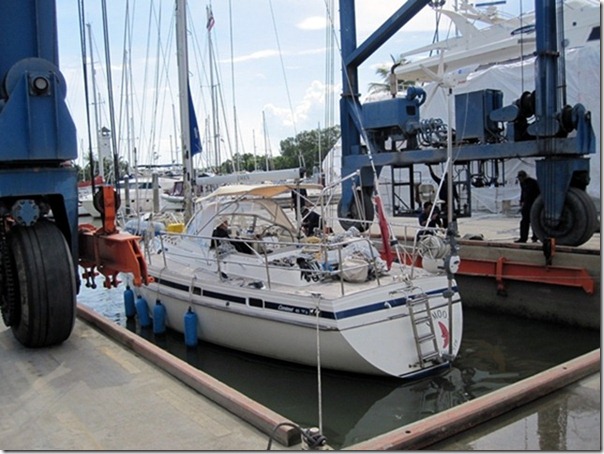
127 0 463 379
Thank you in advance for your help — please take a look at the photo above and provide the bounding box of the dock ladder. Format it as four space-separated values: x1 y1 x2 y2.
408 293 442 367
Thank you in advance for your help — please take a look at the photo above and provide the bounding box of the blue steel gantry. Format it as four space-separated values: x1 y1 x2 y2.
0 1 148 348
337 0 597 247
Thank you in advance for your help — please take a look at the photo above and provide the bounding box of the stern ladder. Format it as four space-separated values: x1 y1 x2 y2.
408 293 442 366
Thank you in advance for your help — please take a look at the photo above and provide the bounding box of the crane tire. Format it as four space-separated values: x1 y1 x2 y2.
530 187 597 246
8 221 76 347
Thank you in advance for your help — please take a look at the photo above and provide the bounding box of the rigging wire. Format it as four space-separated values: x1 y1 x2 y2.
313 294 323 440
323 0 335 131
135 0 157 168
186 14 212 172
88 28 112 167
323 0 336 183
77 0 96 190
207 4 220 172
154 9 181 168
85 24 104 182
194 2 238 169
117 0 134 168
101 0 120 185
145 2 164 169
519 0 525 94
267 0 304 169
322 1 398 228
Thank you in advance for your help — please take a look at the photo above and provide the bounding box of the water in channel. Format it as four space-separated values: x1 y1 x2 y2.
78 282 599 449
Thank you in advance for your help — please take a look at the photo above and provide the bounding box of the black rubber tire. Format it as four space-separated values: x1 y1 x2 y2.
93 188 121 215
8 221 76 347
572 189 599 245
338 189 374 233
530 187 598 246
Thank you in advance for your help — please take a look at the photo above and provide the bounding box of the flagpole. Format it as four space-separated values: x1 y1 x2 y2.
175 0 194 223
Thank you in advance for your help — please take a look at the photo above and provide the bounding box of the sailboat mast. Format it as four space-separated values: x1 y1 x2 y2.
171 103 179 165
228 0 240 173
262 110 270 171
101 0 120 185
207 5 220 172
87 23 104 182
175 0 194 222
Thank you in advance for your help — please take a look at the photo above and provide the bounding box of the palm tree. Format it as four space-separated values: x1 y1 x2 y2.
368 55 414 95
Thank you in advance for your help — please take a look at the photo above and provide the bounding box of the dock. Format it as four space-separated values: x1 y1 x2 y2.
0 309 296 451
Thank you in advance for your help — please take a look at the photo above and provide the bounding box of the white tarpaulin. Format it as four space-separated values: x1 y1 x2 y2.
416 44 600 212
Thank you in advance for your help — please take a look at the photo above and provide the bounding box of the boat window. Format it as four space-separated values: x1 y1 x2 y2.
202 289 245 304
249 298 263 308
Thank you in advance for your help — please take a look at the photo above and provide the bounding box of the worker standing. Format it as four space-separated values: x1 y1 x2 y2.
427 164 459 228
515 170 541 243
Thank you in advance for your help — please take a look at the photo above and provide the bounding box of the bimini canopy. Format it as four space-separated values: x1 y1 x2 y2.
201 183 324 201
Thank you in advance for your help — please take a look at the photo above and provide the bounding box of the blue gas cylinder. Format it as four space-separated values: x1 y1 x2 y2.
123 285 135 318
153 300 166 335
135 295 151 328
184 307 198 347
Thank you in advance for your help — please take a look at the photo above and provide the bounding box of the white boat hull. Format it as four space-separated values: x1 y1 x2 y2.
159 193 184 212
135 265 462 378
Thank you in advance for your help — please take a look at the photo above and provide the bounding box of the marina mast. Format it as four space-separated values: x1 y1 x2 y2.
175 0 194 222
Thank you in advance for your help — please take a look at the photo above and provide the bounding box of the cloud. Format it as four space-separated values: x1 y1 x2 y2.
298 47 326 57
231 49 282 63
263 80 340 130
297 16 328 31
225 45 324 66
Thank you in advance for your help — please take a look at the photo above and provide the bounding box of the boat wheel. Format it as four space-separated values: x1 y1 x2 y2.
338 188 374 232
530 187 598 246
3 221 76 347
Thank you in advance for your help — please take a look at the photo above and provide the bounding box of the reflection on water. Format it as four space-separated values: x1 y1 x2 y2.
78 284 599 449
430 372 601 450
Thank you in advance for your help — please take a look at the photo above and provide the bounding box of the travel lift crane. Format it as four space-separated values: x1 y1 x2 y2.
337 0 598 247
0 1 148 348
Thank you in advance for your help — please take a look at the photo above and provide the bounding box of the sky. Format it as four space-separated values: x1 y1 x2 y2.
54 0 531 171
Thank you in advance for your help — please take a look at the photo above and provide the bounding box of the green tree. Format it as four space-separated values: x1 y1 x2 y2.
277 125 340 174
368 55 414 95
79 155 129 183
219 153 263 173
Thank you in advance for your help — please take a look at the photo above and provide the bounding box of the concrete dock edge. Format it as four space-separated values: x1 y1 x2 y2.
346 349 601 450
76 304 300 447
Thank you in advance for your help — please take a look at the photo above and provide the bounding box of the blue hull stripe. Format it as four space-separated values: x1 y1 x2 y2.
150 275 457 321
